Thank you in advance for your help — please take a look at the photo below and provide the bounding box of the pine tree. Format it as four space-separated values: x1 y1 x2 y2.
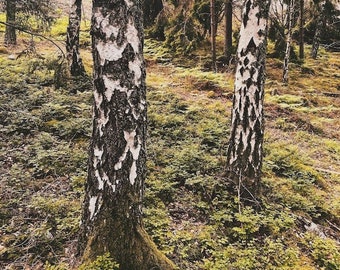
4 0 16 45
224 0 233 62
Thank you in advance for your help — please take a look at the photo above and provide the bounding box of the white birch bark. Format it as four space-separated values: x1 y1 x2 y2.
283 0 295 84
79 1 175 268
226 0 271 199
66 0 85 76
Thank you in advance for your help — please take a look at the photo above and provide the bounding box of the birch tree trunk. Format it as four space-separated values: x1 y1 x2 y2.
66 0 85 76
211 0 217 71
225 0 271 202
4 0 16 45
311 1 325 59
78 1 175 269
224 0 233 63
283 0 295 84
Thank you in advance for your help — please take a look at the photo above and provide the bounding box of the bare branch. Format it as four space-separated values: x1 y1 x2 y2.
0 21 66 59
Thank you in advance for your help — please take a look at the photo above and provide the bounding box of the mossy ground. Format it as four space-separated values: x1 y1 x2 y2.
0 11 340 270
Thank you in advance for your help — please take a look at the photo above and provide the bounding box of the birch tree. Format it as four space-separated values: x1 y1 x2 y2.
78 1 175 269
225 0 271 202
283 0 295 83
66 0 85 76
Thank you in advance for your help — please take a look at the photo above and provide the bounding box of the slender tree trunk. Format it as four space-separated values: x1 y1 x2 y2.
311 0 325 59
224 0 233 63
299 0 304 59
5 0 16 45
211 0 217 71
66 0 85 76
225 0 271 202
283 0 295 84
79 1 175 269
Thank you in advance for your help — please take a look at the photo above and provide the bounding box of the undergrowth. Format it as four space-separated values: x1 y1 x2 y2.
0 11 340 270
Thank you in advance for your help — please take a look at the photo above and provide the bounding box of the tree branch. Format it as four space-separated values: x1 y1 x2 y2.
0 21 66 59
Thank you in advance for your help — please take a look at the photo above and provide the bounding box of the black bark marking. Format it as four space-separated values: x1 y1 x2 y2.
250 66 256 78
240 66 245 76
251 107 256 121
246 78 252 89
243 0 252 28
244 56 249 66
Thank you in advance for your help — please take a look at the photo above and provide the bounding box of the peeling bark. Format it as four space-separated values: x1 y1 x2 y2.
226 0 271 201
79 1 175 269
66 0 85 76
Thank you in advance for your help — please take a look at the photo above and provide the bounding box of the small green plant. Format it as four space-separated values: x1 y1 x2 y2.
303 233 340 269
44 261 68 270
79 253 119 270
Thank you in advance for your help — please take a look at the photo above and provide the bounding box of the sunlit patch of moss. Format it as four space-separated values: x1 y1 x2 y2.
174 67 233 90
49 17 69 37
0 13 6 32
267 94 306 108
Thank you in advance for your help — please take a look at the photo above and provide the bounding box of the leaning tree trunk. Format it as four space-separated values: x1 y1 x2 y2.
78 1 175 269
211 0 217 71
299 0 304 59
283 0 295 84
66 0 85 76
225 0 271 202
224 0 233 63
311 0 325 59
4 0 16 45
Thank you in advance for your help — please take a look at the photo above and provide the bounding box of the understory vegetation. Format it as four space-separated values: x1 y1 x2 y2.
1 12 340 270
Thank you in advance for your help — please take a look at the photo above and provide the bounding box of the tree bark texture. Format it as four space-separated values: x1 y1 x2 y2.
311 0 325 59
5 0 16 45
224 0 233 62
66 0 86 76
79 1 175 269
283 0 295 84
226 0 271 200
299 0 304 59
211 0 217 71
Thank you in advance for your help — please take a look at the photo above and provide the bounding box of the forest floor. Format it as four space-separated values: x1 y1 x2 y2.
0 10 340 270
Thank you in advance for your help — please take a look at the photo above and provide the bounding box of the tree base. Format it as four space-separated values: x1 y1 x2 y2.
81 221 176 270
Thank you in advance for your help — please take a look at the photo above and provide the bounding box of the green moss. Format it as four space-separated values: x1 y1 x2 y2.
79 253 119 270
49 17 68 37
